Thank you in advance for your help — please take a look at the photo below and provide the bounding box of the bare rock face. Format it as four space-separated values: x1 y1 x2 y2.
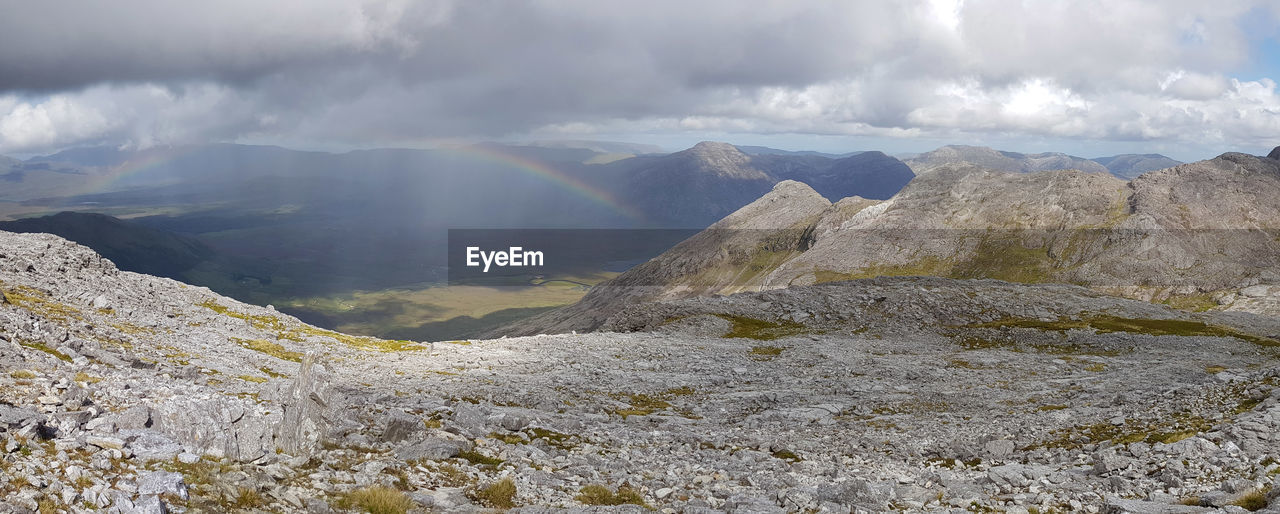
274 352 333 456
1269 145 1280 160
149 395 279 463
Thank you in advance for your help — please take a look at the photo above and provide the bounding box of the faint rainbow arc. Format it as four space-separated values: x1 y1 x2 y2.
437 145 644 222
68 144 646 222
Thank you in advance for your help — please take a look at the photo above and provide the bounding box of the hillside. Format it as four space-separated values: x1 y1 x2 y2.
2 230 1279 512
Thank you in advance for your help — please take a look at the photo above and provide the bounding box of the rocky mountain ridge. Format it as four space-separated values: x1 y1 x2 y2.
511 148 1280 337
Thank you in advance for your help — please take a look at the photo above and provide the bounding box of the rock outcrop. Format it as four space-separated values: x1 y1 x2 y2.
275 352 333 456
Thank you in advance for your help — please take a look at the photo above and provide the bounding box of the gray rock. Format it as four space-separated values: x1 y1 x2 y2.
988 464 1051 492
0 404 41 427
275 352 333 456
1103 498 1214 513
498 412 531 432
149 396 277 462
451 403 489 438
394 437 470 461
305 497 335 513
818 478 891 508
125 430 182 461
380 411 421 443
132 495 169 514
984 439 1016 460
1094 450 1134 475
115 405 152 430
137 471 188 500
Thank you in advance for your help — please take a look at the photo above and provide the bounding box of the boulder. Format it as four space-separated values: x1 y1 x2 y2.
149 396 277 462
380 412 422 443
137 470 188 500
125 430 182 462
394 437 471 461
275 352 334 456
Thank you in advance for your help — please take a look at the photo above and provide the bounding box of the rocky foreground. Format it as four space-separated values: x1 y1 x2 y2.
2 231 1280 513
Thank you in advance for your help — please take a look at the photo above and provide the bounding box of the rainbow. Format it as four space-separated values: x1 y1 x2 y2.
435 144 644 222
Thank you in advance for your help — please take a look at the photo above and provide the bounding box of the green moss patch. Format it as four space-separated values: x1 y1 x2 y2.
968 315 1278 347
18 340 72 362
748 345 785 360
718 315 806 340
200 300 426 352
232 337 302 363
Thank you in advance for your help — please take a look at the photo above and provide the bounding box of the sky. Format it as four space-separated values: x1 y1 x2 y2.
1 1 1278 162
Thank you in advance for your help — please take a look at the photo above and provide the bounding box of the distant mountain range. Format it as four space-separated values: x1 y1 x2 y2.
0 141 913 228
607 141 913 226
903 144 1183 180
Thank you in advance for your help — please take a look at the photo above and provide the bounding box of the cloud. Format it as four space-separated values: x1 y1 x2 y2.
0 0 1277 157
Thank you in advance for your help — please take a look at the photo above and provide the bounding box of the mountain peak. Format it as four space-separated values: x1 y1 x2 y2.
1269 146 1280 160
689 141 741 153
672 141 766 180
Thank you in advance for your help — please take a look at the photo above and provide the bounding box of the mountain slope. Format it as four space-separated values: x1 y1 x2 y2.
1092 153 1182 179
905 145 1109 176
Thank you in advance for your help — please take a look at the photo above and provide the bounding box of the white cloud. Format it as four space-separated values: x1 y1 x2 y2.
0 0 1277 157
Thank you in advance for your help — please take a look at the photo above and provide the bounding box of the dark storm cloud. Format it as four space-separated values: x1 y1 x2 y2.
0 0 1278 155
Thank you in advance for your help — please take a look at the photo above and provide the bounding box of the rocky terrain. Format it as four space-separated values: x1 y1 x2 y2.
2 228 1280 513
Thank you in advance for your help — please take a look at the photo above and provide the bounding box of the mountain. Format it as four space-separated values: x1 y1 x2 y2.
905 144 1109 176
510 147 1280 335
1092 153 1182 179
611 141 912 226
28 146 133 167
4 227 1280 512
525 139 665 155
734 145 857 158
770 150 914 201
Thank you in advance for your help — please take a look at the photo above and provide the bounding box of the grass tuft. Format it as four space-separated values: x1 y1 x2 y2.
470 478 517 509
338 486 413 514
575 484 648 507
1232 487 1270 511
